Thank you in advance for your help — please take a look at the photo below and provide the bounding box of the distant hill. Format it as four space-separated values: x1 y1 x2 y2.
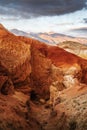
10 29 87 45
58 41 87 59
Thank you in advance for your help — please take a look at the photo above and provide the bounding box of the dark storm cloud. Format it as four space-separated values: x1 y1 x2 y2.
0 0 87 18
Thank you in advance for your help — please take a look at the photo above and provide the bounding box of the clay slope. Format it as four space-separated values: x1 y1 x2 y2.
58 41 87 59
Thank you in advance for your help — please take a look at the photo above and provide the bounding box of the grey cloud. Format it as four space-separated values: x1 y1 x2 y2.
0 0 87 18
84 18 87 23
71 27 87 33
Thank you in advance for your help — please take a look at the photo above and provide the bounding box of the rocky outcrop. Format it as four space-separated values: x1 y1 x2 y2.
0 25 31 94
0 76 14 95
80 61 87 84
30 41 52 100
62 64 81 88
19 35 87 99
0 62 14 95
0 24 87 130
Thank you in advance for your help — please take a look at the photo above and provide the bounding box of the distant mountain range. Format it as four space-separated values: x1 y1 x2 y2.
10 29 87 45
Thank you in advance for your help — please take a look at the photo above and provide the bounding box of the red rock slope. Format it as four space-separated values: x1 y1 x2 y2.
19 35 87 98
0 24 31 93
0 24 87 130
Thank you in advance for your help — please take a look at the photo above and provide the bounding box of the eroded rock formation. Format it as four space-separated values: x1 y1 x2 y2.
0 25 31 94
0 62 14 95
0 24 87 130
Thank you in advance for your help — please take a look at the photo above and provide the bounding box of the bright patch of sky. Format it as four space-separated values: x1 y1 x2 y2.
0 8 87 37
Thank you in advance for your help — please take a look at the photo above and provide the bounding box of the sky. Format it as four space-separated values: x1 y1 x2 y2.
0 0 87 37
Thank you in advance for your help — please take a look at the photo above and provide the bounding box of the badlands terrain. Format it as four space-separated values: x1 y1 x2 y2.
58 41 87 60
0 24 87 130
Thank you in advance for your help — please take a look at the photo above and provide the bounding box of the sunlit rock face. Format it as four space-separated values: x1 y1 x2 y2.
49 64 81 105
63 75 79 88
63 64 81 88
51 65 65 91
0 24 31 93
49 65 65 105
19 35 87 100
51 65 63 83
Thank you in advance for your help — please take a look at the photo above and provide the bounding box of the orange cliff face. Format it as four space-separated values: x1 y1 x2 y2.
18 34 87 82
18 36 87 130
0 24 10 37
18 35 87 99
19 35 83 66
0 24 87 98
0 24 31 94
47 46 80 66
0 24 87 130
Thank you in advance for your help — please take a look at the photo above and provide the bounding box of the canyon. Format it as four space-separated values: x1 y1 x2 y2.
0 24 87 130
